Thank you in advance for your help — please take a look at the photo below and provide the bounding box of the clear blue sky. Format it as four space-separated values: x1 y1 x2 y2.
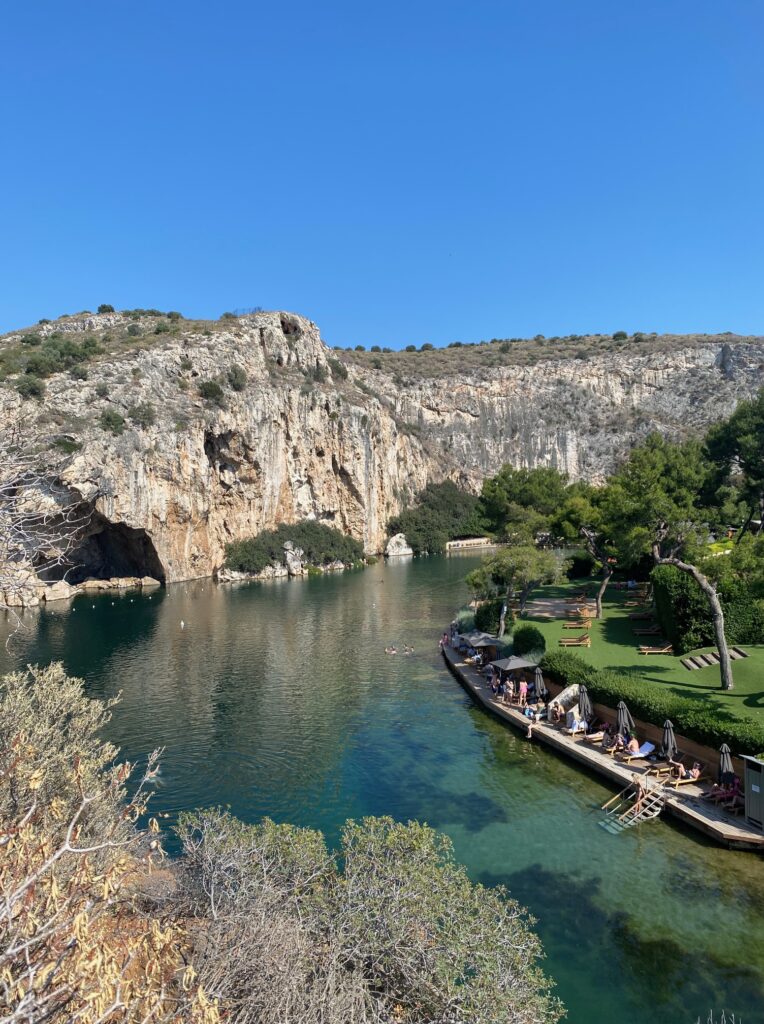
2 1 763 347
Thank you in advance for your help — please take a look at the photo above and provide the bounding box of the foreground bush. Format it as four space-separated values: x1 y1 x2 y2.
540 650 764 756
177 809 562 1024
225 521 365 574
0 665 216 1023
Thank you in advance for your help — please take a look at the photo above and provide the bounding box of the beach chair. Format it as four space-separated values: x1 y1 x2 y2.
638 643 673 655
628 611 654 620
559 633 591 647
563 619 591 629
664 762 707 789
632 625 662 636
619 741 656 764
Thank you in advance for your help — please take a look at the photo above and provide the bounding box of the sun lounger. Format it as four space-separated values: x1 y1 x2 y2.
619 741 656 763
638 643 673 655
559 633 591 647
628 611 654 620
563 620 591 628
664 762 707 789
632 625 662 635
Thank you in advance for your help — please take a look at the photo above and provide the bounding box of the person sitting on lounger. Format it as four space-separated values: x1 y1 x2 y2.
673 760 702 780
703 776 740 802
624 734 640 754
600 725 618 751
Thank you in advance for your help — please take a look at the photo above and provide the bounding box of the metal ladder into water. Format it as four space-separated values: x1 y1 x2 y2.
599 779 665 834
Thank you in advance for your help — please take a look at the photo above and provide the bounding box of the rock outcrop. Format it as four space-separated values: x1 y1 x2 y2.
385 533 414 557
1 311 763 586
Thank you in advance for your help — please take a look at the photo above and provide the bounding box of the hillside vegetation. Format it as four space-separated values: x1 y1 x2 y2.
2 309 761 392
336 329 763 380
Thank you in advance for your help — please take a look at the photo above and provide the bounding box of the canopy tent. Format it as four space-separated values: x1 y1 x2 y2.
490 656 538 673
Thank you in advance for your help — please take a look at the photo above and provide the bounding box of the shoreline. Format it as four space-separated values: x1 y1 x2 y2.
441 644 764 851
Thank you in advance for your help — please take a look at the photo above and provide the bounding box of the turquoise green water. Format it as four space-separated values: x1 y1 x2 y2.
2 555 762 1023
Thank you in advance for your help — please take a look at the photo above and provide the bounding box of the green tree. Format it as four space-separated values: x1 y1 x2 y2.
706 387 764 538
387 481 484 555
479 466 569 540
467 545 559 635
607 434 734 689
553 484 616 618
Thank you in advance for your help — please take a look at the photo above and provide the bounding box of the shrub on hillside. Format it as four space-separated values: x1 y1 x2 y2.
21 333 42 346
16 375 45 399
97 303 115 313
512 623 546 658
540 650 764 756
99 407 126 435
227 364 247 391
199 379 225 406
127 323 142 337
328 357 348 380
225 521 365 574
128 402 156 428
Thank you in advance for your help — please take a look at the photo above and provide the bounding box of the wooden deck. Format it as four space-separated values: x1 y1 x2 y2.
442 646 764 851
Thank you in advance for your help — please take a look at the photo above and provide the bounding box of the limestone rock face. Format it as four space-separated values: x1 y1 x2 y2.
283 542 305 577
2 311 763 586
385 533 414 557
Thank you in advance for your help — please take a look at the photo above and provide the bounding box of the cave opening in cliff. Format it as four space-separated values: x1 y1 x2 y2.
40 515 167 585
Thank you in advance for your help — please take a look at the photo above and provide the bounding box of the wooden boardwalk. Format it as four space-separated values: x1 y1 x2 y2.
442 646 764 851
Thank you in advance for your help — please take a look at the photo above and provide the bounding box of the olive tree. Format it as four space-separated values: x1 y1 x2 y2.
176 811 563 1024
0 664 216 1024
467 545 559 636
0 416 88 611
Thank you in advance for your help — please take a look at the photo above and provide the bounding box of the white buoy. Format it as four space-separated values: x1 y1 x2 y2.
180 620 185 629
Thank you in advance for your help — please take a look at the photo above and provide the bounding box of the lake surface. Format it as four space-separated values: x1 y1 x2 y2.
2 554 762 1023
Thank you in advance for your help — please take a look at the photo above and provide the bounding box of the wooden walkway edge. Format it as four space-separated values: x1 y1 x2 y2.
441 646 764 851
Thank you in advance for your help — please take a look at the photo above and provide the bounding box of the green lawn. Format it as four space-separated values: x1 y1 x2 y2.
522 580 764 724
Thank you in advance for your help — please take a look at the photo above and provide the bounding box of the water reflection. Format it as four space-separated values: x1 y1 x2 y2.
1 555 762 1024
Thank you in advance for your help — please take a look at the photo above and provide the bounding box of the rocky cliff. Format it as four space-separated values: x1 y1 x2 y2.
1 311 762 586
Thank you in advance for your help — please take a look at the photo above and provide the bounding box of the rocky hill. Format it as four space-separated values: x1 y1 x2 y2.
1 310 762 586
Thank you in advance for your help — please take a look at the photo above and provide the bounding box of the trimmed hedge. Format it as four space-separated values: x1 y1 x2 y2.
652 564 764 655
512 624 546 658
539 650 764 757
474 598 505 635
